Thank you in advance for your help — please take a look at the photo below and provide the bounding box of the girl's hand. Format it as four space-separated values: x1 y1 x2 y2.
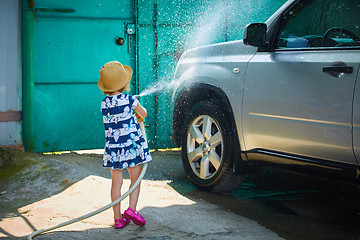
134 103 147 119
136 113 144 123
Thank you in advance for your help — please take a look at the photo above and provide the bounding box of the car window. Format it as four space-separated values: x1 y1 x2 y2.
275 0 360 49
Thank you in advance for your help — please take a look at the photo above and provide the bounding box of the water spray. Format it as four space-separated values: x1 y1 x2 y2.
137 77 177 97
28 118 149 239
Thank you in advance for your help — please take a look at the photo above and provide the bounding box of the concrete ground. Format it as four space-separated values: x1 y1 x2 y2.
0 148 284 240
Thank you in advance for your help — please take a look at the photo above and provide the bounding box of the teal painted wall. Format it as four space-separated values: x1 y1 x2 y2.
27 0 286 152
32 0 137 152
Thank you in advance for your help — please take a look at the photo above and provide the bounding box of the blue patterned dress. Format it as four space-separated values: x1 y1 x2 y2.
101 93 152 170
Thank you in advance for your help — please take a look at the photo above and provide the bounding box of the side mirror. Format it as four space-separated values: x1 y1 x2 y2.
243 23 267 48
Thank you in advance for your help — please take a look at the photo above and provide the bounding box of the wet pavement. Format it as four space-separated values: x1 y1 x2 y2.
151 151 360 240
237 170 360 240
1 148 360 239
172 166 360 240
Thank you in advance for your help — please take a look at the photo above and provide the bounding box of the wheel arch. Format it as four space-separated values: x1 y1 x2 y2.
172 83 244 174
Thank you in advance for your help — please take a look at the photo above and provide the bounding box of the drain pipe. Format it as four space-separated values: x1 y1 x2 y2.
28 120 149 239
22 0 35 152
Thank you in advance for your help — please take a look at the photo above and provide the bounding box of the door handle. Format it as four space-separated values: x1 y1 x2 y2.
323 66 353 74
323 62 353 78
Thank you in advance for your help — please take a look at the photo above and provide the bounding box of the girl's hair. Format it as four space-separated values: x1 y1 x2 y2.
103 85 127 95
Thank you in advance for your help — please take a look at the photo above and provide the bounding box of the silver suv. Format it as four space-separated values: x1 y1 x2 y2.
170 0 360 192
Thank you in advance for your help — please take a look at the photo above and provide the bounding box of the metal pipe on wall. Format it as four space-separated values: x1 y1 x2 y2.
21 0 35 152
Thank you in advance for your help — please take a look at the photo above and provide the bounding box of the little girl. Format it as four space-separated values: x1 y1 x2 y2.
98 61 152 228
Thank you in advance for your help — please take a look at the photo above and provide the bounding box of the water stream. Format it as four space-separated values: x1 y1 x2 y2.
138 79 173 97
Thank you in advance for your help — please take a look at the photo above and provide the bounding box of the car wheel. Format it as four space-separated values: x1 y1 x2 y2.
181 100 244 192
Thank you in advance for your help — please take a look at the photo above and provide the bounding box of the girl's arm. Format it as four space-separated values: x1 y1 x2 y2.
134 103 147 119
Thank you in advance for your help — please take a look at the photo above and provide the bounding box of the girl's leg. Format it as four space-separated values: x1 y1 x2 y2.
110 169 123 219
127 164 142 210
124 164 146 226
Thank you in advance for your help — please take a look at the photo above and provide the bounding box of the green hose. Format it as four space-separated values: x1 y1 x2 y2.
28 121 149 239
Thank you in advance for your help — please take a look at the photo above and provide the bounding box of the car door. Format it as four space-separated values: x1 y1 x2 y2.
242 0 360 165
353 67 360 162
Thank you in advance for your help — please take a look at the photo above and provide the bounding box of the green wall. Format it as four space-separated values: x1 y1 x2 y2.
24 0 286 152
31 0 136 152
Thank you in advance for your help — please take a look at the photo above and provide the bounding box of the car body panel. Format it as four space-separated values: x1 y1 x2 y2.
172 40 258 150
243 50 359 165
352 66 360 162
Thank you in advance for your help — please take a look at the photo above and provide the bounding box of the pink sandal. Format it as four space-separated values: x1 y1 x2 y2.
124 207 146 226
114 215 130 229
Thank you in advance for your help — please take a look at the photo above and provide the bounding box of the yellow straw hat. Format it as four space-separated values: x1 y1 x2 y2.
98 61 133 92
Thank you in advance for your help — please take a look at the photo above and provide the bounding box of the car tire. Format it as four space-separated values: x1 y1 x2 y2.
181 100 245 192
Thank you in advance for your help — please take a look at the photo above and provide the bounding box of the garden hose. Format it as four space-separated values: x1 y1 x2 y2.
28 120 149 240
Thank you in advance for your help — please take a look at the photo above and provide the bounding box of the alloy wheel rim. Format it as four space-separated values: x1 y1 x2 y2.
186 115 223 179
